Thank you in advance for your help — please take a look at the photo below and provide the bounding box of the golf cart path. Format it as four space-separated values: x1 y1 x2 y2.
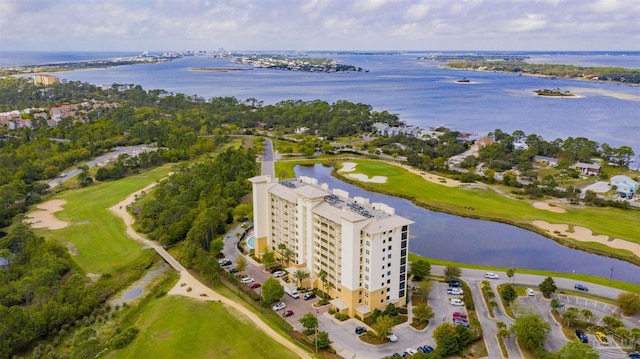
110 183 312 359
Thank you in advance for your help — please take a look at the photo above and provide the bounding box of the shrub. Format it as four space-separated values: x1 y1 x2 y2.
109 327 140 349
334 312 349 321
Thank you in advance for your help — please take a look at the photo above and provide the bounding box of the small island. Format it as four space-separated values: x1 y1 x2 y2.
214 53 363 73
534 88 575 97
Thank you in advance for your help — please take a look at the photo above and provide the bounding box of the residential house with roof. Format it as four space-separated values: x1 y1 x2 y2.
533 156 559 167
610 175 638 198
572 162 602 176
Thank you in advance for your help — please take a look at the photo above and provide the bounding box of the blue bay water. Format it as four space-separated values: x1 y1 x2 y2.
8 51 636 154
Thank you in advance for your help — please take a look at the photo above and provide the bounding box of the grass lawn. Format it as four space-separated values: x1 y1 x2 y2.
31 165 174 274
105 296 300 359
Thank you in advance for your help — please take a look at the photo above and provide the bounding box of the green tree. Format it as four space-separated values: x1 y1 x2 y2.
299 312 318 333
410 259 431 280
433 322 461 356
550 298 563 312
500 284 517 306
617 292 640 316
416 279 433 300
601 315 623 330
261 277 284 305
562 307 579 327
235 255 247 274
282 248 294 267
630 328 640 350
506 268 516 283
261 248 276 270
293 269 309 289
580 309 593 323
539 276 557 297
555 340 599 359
318 269 329 299
316 331 330 349
444 266 461 281
510 314 551 350
412 303 435 324
372 315 395 340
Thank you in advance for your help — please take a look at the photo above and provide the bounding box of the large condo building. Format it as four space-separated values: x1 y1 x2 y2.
250 175 413 318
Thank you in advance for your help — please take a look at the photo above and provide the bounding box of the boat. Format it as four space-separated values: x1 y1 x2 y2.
456 78 470 83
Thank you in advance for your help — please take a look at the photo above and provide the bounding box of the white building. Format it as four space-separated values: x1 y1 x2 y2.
610 175 638 198
249 175 413 318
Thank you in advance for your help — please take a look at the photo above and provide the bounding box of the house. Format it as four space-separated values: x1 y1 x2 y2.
471 137 494 151
513 142 529 150
573 162 602 176
610 175 638 198
533 156 559 167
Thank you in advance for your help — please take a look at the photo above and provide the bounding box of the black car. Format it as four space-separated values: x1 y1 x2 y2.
628 351 640 359
448 281 462 288
228 267 238 273
355 326 367 335
575 329 588 343
303 292 316 300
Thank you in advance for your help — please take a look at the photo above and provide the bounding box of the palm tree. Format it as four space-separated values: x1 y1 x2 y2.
580 308 593 324
283 248 294 267
293 269 309 289
277 243 286 263
318 270 328 299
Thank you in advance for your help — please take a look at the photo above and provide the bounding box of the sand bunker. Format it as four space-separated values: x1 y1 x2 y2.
533 202 566 213
533 220 640 257
347 173 388 183
339 162 357 172
24 199 69 230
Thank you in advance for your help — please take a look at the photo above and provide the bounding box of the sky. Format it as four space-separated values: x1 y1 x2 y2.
1 0 639 52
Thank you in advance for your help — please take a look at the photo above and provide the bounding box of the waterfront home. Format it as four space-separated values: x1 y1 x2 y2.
610 175 638 198
572 162 602 176
513 142 529 150
471 137 494 151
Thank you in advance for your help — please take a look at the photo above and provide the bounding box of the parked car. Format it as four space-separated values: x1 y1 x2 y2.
273 270 287 278
595 331 609 346
228 267 238 273
454 319 469 327
249 282 261 289
272 302 286 311
447 288 463 295
575 329 588 343
269 266 283 273
450 298 464 306
418 345 434 353
303 292 316 300
453 311 468 320
218 258 232 266
448 281 462 288
240 277 255 284
484 272 499 279
526 288 535 296
282 309 294 318
405 348 418 355
628 351 640 359
355 326 367 335
575 283 589 291
387 333 398 342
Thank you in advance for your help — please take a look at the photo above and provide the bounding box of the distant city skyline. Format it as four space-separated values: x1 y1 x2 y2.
1 0 639 52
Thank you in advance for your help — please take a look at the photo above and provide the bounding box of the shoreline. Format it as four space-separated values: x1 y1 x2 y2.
188 67 251 73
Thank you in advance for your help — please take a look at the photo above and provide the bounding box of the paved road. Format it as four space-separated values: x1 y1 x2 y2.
261 138 275 177
48 145 156 188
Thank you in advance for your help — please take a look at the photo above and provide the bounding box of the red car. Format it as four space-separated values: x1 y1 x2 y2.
453 312 467 319
282 309 294 318
249 282 261 289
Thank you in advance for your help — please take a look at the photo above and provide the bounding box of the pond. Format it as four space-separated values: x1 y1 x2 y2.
294 164 640 284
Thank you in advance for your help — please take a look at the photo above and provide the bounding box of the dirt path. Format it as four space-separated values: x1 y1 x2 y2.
110 183 312 359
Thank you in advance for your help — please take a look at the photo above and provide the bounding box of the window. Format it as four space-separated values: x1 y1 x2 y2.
402 232 408 240
399 282 405 289
388 254 392 259
366 241 370 246
387 263 391 268
387 279 391 284
365 292 369 297
365 285 369 290
365 301 368 305
388 245 392 250
399 290 405 297
387 271 391 276
365 275 369 281
366 250 370 255
389 237 392 242
387 295 390 300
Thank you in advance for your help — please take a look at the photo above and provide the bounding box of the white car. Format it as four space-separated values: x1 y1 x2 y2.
526 288 535 296
406 348 418 355
485 272 499 279
272 302 286 311
447 288 463 295
387 334 398 342
450 298 464 306
272 270 286 278
240 277 255 284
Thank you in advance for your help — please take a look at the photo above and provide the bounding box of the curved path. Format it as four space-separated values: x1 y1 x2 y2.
109 182 313 359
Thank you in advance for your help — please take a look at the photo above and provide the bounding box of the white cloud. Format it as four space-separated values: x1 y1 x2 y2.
509 14 547 32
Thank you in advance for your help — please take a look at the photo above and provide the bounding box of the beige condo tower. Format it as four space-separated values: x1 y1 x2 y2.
249 175 413 318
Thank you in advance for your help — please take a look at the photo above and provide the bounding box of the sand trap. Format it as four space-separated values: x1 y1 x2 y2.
339 162 357 172
533 220 640 257
24 199 69 230
533 202 566 213
348 173 388 183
